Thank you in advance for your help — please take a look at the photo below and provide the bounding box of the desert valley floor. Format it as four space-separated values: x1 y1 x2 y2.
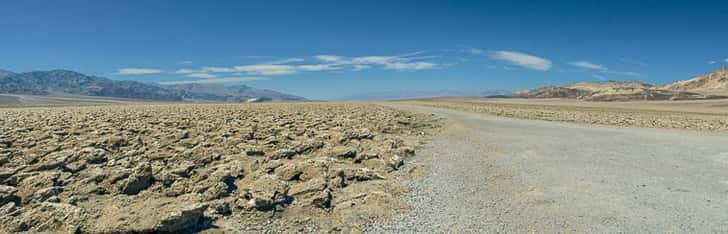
1 99 728 233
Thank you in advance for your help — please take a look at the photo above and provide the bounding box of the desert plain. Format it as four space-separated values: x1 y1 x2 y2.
1 98 728 233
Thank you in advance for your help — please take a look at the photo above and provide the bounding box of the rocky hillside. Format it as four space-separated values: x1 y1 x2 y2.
662 67 728 95
0 69 305 102
514 69 728 101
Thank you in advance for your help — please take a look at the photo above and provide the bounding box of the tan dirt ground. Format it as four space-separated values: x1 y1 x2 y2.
403 98 728 132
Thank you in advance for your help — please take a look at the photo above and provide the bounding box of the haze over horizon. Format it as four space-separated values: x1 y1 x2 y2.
2 0 727 100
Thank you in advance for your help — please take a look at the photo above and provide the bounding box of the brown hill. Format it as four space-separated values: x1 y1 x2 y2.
514 69 728 101
514 83 705 101
662 67 728 95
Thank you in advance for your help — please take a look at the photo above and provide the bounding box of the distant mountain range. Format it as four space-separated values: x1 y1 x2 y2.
513 68 728 101
0 69 305 102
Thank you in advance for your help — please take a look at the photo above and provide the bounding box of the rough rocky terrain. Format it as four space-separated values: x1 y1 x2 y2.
406 99 728 132
367 104 728 233
0 103 438 233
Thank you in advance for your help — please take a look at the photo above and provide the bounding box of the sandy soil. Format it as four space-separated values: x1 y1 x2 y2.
465 98 728 114
404 98 728 132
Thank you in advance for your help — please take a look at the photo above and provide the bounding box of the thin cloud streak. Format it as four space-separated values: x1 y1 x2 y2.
113 68 163 75
233 64 298 75
489 51 552 71
186 73 216 79
568 61 607 71
603 70 641 77
313 52 438 71
297 64 341 71
267 58 305 65
352 65 370 71
159 76 269 84
174 51 438 77
569 60 641 77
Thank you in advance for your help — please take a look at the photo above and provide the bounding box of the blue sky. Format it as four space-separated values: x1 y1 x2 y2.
1 0 727 100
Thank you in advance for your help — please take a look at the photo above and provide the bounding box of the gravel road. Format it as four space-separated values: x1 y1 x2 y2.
366 104 728 233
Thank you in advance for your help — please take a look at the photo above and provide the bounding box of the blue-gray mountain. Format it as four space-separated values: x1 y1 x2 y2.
0 69 306 102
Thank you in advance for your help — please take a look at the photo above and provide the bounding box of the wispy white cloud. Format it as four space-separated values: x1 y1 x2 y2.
176 63 333 76
180 61 193 64
603 70 641 77
186 73 216 79
201 67 237 73
314 55 345 63
159 76 268 85
175 68 198 74
313 52 438 71
170 51 438 79
592 74 606 80
709 60 718 65
384 62 435 70
233 64 298 76
569 60 641 77
568 61 607 71
724 58 728 63
267 58 305 65
351 56 396 65
113 68 162 75
489 51 552 71
297 64 341 72
352 65 370 71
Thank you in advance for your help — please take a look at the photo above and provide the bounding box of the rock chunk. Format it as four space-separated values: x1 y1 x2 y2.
156 203 208 232
270 149 297 160
118 163 153 195
238 175 291 211
289 179 332 209
0 185 19 206
86 195 208 233
330 146 357 159
244 147 265 157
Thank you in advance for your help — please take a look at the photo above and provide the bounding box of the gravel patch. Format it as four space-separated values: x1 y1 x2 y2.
367 103 728 233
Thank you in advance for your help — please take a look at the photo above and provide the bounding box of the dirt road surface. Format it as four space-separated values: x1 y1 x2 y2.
367 104 728 233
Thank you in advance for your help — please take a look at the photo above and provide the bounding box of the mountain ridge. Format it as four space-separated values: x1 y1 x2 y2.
661 67 728 95
514 68 728 101
0 69 305 102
